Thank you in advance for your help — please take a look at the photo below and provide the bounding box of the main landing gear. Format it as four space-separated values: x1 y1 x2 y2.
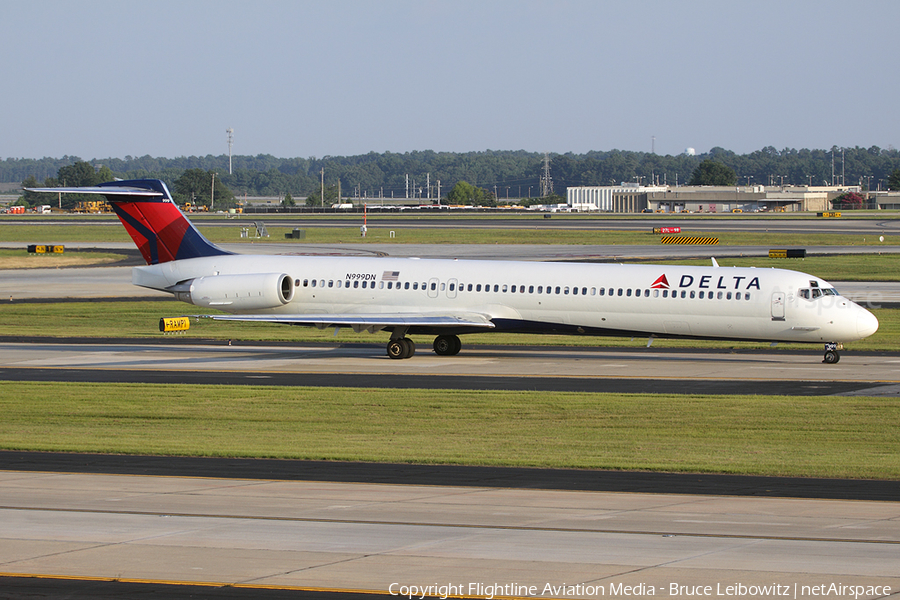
433 334 462 356
823 342 842 364
387 337 416 359
386 334 462 359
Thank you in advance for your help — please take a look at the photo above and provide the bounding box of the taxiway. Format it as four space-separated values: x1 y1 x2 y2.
1 465 898 599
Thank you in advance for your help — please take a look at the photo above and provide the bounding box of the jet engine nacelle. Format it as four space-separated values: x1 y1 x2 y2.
173 273 294 310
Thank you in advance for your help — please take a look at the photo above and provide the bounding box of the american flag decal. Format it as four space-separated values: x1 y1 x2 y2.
382 271 400 281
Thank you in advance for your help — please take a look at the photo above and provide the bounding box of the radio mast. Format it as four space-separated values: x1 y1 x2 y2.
226 128 234 175
540 152 553 197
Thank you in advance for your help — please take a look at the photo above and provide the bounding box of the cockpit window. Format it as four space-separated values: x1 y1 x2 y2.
799 287 839 300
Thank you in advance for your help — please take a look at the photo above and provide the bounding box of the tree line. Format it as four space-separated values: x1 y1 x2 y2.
7 146 900 208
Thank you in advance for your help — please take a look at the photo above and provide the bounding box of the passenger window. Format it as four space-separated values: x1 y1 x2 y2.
617 288 623 297
626 289 632 297
529 285 534 293
555 286 561 294
599 288 605 296
494 284 499 292
727 292 732 300
476 284 482 292
663 290 668 298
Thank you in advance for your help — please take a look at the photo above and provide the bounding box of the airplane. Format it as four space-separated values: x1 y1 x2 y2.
28 179 878 364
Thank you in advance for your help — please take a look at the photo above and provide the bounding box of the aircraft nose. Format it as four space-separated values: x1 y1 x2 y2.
858 308 879 339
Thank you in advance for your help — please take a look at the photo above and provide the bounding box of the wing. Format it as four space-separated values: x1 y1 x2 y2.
202 311 496 333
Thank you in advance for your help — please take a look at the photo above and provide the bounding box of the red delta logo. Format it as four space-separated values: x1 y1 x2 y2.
651 274 670 289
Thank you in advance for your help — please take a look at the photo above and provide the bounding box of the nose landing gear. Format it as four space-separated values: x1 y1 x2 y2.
823 342 842 364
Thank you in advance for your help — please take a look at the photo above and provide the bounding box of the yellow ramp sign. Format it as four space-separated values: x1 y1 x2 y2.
159 317 191 333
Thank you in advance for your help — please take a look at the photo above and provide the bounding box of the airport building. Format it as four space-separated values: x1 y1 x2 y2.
566 184 863 213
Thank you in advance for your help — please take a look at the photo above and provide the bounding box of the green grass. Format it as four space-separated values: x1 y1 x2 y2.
1 300 897 351
1 219 897 247
200 226 900 247
0 223 131 243
0 248 126 268
0 382 896 479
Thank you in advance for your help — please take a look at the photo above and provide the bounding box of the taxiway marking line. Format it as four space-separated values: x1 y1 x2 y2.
2 505 896 545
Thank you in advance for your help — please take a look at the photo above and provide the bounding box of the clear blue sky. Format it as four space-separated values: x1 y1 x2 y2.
4 0 898 160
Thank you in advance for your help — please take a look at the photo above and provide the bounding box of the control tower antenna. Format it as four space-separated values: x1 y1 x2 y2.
226 128 234 175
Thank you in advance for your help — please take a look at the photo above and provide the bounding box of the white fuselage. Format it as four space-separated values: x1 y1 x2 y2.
134 254 878 344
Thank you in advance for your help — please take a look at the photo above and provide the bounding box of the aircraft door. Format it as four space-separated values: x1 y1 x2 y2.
447 278 458 299
427 277 440 299
771 292 785 321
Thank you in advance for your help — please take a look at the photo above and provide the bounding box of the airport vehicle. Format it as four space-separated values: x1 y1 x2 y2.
28 179 879 363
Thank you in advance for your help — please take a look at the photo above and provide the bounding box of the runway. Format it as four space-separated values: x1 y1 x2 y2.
1 460 898 599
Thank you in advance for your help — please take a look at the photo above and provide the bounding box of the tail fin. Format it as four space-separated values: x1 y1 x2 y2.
98 179 230 264
27 179 231 265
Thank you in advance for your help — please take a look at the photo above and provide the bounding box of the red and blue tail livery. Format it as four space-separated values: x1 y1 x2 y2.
32 179 230 265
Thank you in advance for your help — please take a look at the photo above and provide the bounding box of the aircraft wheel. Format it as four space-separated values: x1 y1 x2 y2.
823 350 840 364
387 339 406 359
387 338 415 359
433 335 461 356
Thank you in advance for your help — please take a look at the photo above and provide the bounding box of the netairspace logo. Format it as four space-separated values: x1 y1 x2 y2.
388 581 893 599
